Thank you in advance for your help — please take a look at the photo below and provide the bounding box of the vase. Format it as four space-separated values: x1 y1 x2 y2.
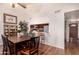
20 32 24 36
17 33 20 37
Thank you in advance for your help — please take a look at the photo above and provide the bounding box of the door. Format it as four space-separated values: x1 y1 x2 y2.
69 23 78 42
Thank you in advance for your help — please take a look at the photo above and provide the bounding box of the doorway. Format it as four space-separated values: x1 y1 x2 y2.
64 10 79 54
69 23 78 43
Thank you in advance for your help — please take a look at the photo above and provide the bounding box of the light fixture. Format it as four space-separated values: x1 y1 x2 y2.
10 3 26 8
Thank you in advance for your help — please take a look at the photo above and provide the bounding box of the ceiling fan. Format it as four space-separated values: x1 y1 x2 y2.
11 3 26 8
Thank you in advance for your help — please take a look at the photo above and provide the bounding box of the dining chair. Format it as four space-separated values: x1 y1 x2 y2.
1 35 15 55
1 35 9 55
7 38 22 55
8 40 15 55
20 37 40 55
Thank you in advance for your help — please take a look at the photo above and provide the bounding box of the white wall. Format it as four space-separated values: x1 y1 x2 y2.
25 3 79 49
0 3 79 49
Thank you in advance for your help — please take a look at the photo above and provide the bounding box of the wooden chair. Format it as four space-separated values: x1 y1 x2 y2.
8 40 15 55
1 35 15 55
1 35 9 55
20 37 40 55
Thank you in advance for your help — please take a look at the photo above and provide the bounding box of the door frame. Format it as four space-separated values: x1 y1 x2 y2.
64 14 78 49
64 18 66 49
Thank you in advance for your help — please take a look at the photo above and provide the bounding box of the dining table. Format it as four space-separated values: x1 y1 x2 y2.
8 35 32 55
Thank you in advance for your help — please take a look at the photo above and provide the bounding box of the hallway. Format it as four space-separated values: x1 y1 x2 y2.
65 39 79 55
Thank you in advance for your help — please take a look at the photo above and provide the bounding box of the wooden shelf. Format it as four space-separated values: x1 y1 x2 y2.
4 23 17 36
30 23 49 32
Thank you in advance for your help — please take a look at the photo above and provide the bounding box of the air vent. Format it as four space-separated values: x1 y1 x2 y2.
54 9 61 13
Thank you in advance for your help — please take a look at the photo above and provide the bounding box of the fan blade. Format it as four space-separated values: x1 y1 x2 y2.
18 3 26 8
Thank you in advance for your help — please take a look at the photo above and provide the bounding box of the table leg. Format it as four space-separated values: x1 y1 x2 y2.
14 44 17 55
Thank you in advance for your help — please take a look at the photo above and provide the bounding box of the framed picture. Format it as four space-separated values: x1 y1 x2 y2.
4 13 17 24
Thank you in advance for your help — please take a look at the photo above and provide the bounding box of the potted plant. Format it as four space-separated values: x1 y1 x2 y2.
17 20 28 36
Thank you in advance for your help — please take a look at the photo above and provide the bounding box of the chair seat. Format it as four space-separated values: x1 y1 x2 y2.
21 48 29 55
21 48 38 55
21 37 40 55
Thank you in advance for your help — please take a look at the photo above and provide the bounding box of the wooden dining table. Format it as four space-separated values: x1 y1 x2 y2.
8 35 32 55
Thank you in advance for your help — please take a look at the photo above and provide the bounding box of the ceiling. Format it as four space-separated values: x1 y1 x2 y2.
12 3 27 8
65 10 79 20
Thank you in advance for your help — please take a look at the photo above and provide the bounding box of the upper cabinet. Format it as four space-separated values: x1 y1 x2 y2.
30 23 49 33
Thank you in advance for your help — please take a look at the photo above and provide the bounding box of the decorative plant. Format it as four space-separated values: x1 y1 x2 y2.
18 20 28 35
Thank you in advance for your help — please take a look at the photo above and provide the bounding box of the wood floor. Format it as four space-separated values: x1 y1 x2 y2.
0 41 79 55
39 44 65 55
65 40 79 55
40 40 79 55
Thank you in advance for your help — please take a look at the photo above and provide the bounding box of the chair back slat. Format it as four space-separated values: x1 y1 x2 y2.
1 35 9 54
1 35 14 55
29 37 40 54
5 36 14 54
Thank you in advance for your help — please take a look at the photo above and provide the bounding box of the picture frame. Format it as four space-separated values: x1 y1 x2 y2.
4 13 17 24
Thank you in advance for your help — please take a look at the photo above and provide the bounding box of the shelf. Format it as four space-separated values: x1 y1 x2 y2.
4 23 17 36
30 23 49 32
